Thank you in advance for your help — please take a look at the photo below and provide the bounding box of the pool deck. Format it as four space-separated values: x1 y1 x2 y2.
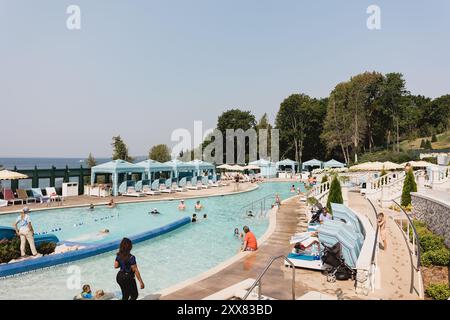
161 192 420 300
0 182 261 215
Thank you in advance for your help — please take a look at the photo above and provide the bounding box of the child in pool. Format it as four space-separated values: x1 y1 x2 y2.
191 214 197 222
81 284 93 299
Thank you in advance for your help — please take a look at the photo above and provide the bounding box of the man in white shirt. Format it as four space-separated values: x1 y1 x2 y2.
14 207 39 257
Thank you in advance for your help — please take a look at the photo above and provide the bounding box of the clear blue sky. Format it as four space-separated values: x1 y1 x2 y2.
1 0 449 157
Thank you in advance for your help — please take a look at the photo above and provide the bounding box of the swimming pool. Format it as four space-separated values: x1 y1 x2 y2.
0 182 302 299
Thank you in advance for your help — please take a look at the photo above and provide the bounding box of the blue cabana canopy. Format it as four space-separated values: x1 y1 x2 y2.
187 159 216 176
249 159 277 178
136 159 173 180
302 159 323 170
276 158 298 173
164 159 196 178
90 160 145 196
324 159 345 168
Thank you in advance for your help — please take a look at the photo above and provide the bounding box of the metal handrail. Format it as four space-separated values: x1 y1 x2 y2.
366 198 379 265
242 255 296 300
392 200 423 298
241 194 274 214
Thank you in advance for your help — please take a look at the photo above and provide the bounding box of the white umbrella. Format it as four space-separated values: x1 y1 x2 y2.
0 170 28 180
243 165 260 170
230 165 245 171
217 164 234 170
382 161 403 170
401 160 434 168
349 162 383 171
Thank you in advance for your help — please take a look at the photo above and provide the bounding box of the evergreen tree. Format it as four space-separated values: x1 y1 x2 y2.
326 175 343 212
86 153 97 168
420 139 426 148
112 136 133 161
431 134 437 142
424 139 433 150
401 168 417 206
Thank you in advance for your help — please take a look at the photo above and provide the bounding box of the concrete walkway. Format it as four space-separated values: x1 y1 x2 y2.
347 191 420 299
162 196 309 300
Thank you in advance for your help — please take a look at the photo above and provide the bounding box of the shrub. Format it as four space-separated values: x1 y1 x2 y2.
421 248 450 267
420 233 445 252
321 175 328 183
431 134 437 143
326 175 343 213
401 169 417 206
420 139 426 148
0 237 56 264
307 197 318 206
425 283 450 300
424 139 433 149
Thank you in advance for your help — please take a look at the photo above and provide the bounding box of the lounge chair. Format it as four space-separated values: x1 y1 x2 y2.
45 187 63 203
160 179 174 193
142 180 161 195
122 186 146 197
208 179 219 187
0 199 7 207
187 177 201 190
16 189 37 204
31 188 50 203
174 178 188 192
3 188 23 205
200 177 210 189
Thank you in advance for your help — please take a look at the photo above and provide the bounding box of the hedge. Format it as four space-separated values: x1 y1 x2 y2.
425 283 450 300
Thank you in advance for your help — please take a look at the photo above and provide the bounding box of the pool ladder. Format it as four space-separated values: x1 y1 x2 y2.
242 255 296 300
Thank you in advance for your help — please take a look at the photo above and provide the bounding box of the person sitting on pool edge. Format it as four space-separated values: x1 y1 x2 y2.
241 226 257 252
178 200 186 211
194 201 203 211
191 214 197 222
89 203 95 210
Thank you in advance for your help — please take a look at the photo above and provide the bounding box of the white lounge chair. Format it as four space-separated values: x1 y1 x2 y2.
187 177 202 190
160 179 174 193
122 186 146 197
45 187 63 203
142 185 161 196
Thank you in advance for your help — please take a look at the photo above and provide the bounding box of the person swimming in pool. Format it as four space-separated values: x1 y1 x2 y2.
203 213 207 219
149 208 160 215
89 203 95 210
194 201 203 211
247 210 254 217
178 200 186 211
107 199 116 208
191 214 197 222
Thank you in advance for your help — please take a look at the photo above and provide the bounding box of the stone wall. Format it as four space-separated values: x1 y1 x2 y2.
411 192 450 247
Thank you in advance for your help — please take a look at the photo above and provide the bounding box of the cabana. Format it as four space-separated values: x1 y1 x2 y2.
323 159 345 169
187 159 216 177
136 159 174 180
276 158 299 173
164 159 196 180
302 159 323 171
90 160 145 196
248 159 277 178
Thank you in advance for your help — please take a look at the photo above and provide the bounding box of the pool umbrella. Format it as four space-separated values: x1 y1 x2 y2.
230 165 244 171
78 165 84 195
32 166 39 188
0 170 29 180
243 165 260 170
50 166 56 187
63 165 70 183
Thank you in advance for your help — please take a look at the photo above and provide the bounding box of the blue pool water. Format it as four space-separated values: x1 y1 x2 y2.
0 182 302 299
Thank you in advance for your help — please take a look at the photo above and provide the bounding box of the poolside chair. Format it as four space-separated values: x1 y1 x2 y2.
142 180 161 196
160 178 174 193
174 177 188 192
31 188 50 203
187 177 201 190
16 188 37 204
208 178 219 187
200 176 210 189
3 188 23 205
122 186 146 197
45 187 63 203
0 199 7 207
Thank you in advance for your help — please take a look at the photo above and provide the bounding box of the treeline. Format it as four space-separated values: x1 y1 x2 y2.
210 71 449 165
